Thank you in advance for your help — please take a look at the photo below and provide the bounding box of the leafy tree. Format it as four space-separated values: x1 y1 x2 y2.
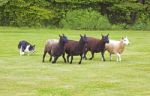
0 0 54 27
0 0 149 30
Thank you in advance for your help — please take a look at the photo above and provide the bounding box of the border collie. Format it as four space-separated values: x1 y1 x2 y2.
18 40 35 55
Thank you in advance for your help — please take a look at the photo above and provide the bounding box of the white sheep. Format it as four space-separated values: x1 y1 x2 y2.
105 36 130 62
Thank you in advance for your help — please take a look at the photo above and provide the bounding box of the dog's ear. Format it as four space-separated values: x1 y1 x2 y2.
32 45 35 47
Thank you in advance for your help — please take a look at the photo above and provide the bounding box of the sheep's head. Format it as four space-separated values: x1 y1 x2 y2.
101 34 109 43
122 36 130 45
59 34 68 45
80 34 87 44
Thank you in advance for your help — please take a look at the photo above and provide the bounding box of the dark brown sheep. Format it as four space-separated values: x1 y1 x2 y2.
63 35 87 64
83 34 109 61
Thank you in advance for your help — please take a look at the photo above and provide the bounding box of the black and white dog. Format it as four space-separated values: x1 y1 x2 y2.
18 40 35 55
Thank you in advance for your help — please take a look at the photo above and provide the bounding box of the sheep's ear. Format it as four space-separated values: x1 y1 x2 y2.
62 34 65 36
59 34 61 37
101 34 104 37
80 34 82 37
107 33 109 36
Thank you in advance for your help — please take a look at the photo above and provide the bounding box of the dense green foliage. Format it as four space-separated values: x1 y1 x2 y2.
60 9 111 30
0 0 150 30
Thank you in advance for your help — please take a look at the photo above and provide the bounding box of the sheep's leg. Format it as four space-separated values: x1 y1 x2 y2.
119 54 121 62
42 51 47 62
101 51 105 61
110 53 112 61
79 54 83 64
49 55 52 62
116 53 118 62
52 56 59 64
70 55 73 64
116 53 121 62
62 53 66 63
89 51 94 60
83 50 88 60
67 54 70 63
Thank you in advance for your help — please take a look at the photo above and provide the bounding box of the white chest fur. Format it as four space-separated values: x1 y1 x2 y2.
24 45 30 52
19 45 31 56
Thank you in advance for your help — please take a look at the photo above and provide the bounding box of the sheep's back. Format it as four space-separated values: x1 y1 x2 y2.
86 37 101 50
105 40 121 54
65 40 79 53
44 39 59 52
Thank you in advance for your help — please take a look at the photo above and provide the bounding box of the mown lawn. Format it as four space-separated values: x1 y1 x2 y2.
0 27 150 96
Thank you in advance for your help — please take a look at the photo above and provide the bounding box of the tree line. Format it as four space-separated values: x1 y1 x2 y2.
0 0 149 30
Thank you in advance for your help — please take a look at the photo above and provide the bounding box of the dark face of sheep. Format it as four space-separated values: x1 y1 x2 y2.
102 34 109 43
59 34 68 45
80 34 87 44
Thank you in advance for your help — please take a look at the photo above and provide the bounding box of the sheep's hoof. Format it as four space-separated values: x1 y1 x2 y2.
82 57 87 60
84 58 87 60
89 58 93 60
64 60 67 63
52 61 56 64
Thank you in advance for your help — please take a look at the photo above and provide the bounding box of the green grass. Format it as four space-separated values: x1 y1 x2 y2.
0 27 150 96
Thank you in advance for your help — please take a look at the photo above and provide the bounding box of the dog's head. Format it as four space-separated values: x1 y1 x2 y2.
29 45 35 52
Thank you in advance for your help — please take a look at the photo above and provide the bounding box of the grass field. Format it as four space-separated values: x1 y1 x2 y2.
0 27 150 96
